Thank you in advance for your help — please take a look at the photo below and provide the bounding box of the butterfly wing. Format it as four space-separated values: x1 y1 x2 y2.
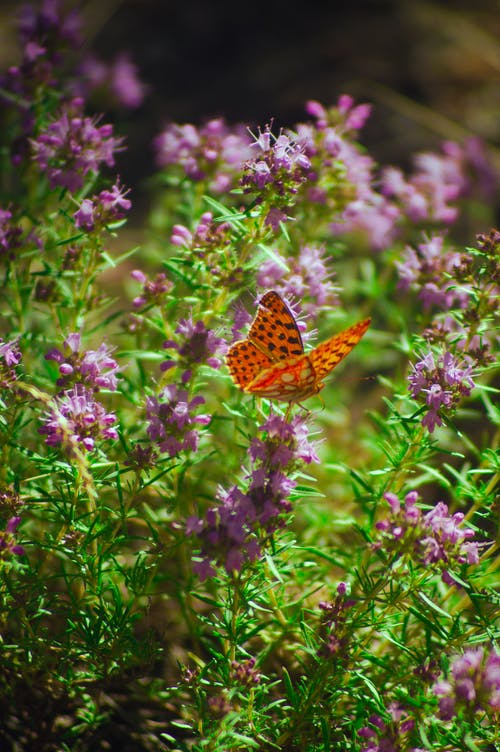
226 339 274 390
248 291 304 361
309 318 371 380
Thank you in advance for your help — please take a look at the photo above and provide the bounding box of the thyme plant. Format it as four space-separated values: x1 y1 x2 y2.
0 3 498 750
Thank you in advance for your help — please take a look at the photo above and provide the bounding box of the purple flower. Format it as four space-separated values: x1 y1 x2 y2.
264 207 288 231
408 350 475 433
0 485 23 520
336 94 372 131
189 415 319 580
110 53 147 109
294 99 400 250
31 98 124 192
230 657 260 687
240 127 312 216
0 209 23 259
0 338 22 368
153 118 252 193
171 212 231 251
396 235 468 311
256 244 339 318
251 414 320 467
169 212 237 284
375 490 480 581
123 444 159 472
433 648 500 719
294 101 496 252
45 333 120 392
0 2 84 164
18 0 82 52
229 303 254 343
130 269 173 308
382 138 495 227
0 516 25 558
39 384 118 453
330 195 400 252
78 52 147 109
318 585 355 659
359 704 419 752
382 150 461 225
146 385 211 458
305 94 372 134
0 338 22 388
162 318 227 381
4 1 82 102
74 180 131 231
188 484 260 582
73 199 94 231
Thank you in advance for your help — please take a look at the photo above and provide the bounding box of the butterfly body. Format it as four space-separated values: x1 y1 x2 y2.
226 291 370 404
244 354 321 402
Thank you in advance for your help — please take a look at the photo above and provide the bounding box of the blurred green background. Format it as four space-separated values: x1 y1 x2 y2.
2 0 499 222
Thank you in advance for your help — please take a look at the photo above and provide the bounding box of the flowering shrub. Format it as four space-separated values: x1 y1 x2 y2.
0 2 498 750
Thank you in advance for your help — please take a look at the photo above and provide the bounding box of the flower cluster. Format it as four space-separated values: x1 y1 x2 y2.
39 384 118 453
331 194 400 252
256 243 338 317
397 230 499 369
359 703 422 752
240 127 312 227
153 118 252 193
317 582 355 659
130 269 173 309
45 333 120 392
0 338 22 388
187 415 319 580
230 657 260 687
306 96 372 133
0 517 25 559
433 648 500 720
228 301 254 343
78 52 147 109
31 97 123 192
0 485 23 519
146 385 211 458
382 145 461 226
1 0 81 107
291 98 496 251
18 0 82 58
408 350 475 432
396 235 467 311
73 181 131 231
0 209 23 260
375 491 479 583
162 318 227 382
170 212 242 286
299 99 399 250
170 212 232 253
207 694 232 718
123 444 158 473
383 138 496 225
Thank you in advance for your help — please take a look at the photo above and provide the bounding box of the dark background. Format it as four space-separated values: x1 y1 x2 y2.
2 0 500 214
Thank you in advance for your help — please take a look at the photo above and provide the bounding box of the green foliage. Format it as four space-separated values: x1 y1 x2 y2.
0 4 498 750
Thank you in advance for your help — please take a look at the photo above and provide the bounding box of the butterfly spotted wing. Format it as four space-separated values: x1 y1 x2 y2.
225 339 274 390
226 291 305 389
247 290 304 360
309 318 371 380
227 291 370 403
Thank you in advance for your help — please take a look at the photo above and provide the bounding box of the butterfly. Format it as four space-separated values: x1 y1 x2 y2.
226 291 371 403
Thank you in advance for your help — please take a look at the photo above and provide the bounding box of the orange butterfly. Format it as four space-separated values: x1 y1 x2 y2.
226 291 371 403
